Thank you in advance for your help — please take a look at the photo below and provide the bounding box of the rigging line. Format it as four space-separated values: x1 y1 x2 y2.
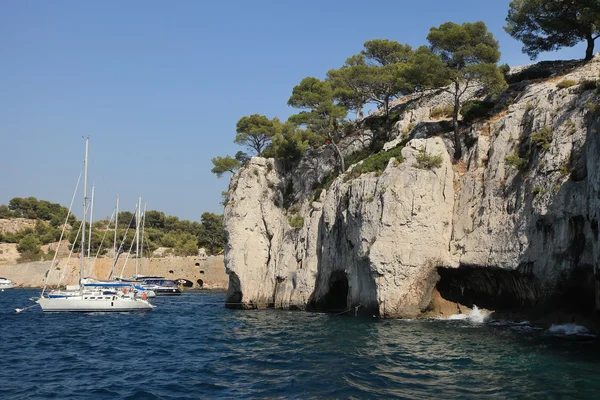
15 303 39 313
87 208 116 278
139 209 160 270
112 205 137 278
142 229 154 263
119 226 138 279
118 202 140 278
55 206 88 287
41 169 83 298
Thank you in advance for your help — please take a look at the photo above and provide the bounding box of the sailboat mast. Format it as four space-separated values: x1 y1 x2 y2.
111 196 119 279
135 196 141 277
80 138 89 291
140 202 147 275
86 184 95 276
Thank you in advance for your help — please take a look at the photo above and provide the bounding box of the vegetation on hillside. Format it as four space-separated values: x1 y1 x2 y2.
0 197 225 263
0 197 75 226
211 2 592 205
211 26 505 177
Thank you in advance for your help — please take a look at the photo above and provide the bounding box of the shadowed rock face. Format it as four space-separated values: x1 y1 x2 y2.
224 56 600 320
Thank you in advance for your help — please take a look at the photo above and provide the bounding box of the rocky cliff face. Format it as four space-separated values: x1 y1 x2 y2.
224 57 600 321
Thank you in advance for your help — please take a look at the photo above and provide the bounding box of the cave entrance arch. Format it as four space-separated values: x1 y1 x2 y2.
322 271 349 312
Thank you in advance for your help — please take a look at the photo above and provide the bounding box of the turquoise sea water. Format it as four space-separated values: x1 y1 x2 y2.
1 289 599 399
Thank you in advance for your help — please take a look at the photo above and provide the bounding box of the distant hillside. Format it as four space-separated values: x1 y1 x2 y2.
0 197 225 263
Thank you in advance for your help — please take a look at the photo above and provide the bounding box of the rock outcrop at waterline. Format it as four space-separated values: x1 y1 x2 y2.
224 57 600 320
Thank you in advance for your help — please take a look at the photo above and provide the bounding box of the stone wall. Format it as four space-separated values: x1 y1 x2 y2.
0 255 228 290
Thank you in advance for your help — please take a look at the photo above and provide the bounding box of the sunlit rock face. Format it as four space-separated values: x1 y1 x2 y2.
224 56 600 318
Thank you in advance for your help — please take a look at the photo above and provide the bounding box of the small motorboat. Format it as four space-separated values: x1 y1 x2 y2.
0 277 15 290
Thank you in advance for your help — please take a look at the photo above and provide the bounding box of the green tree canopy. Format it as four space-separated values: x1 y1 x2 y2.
326 54 369 120
210 155 241 178
0 205 14 219
7 197 75 226
327 40 417 136
235 114 282 156
505 0 600 61
177 236 199 256
234 151 251 166
262 122 312 171
288 77 349 172
427 21 506 159
361 40 415 126
34 220 60 244
144 210 166 229
198 212 225 255
361 39 412 66
117 211 136 228
163 215 181 233
17 233 42 262
401 46 451 92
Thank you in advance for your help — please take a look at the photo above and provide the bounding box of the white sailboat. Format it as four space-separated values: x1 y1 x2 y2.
79 196 156 298
115 198 180 295
37 138 154 312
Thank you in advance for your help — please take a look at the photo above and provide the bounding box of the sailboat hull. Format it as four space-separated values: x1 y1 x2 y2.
37 295 154 312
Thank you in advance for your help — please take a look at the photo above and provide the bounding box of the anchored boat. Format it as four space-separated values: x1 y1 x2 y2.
0 278 14 290
36 138 153 312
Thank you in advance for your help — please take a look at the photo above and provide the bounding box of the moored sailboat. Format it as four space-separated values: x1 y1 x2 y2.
37 138 153 312
116 198 182 295
79 196 156 297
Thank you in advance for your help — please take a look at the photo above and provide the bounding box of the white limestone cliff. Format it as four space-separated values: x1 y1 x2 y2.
224 57 600 320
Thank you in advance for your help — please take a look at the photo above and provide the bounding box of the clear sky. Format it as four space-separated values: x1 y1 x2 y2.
0 0 586 221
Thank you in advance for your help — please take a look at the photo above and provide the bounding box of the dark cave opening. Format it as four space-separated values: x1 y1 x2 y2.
436 264 596 314
436 265 539 310
225 288 242 308
315 271 349 313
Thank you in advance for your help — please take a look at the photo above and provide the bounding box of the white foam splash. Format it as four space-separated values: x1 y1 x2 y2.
447 305 490 324
547 323 593 336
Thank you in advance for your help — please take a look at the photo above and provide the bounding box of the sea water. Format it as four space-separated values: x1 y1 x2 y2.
1 289 599 399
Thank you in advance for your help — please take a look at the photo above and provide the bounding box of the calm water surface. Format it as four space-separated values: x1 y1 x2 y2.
1 289 599 399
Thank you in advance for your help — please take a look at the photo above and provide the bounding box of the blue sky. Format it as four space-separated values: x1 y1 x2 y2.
0 0 586 221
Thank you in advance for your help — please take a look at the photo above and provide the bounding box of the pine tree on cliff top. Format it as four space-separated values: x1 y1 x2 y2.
288 77 348 173
505 0 600 61
235 114 282 156
427 21 506 160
